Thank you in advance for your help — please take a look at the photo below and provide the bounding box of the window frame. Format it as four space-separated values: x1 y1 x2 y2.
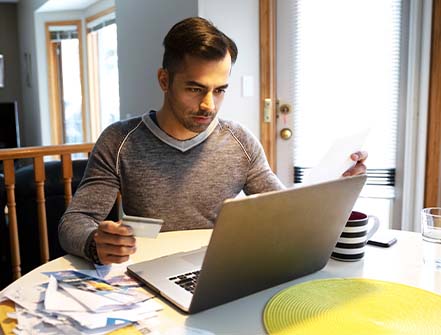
399 0 433 231
85 7 117 141
424 0 441 208
259 0 277 171
45 20 86 145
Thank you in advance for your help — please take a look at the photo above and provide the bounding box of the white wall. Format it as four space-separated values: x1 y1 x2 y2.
115 0 198 120
198 0 260 137
17 0 48 146
85 0 114 17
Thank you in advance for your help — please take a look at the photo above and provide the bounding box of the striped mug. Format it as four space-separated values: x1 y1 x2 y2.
331 211 380 261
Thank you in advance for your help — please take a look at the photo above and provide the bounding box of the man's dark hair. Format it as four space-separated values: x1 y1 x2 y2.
162 17 238 77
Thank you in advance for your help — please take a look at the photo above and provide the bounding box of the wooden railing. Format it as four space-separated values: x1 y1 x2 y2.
0 143 94 280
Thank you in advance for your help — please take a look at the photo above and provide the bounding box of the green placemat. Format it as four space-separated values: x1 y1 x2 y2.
263 278 441 335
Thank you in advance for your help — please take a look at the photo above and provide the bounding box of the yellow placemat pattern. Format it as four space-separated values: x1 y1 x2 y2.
263 278 441 335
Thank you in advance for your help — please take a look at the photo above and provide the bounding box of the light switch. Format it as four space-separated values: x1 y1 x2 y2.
242 75 254 97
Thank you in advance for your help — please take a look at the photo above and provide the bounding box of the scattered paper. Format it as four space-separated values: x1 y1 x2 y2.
92 261 142 288
44 276 87 312
1 269 161 334
54 299 161 329
1 283 46 312
44 270 149 312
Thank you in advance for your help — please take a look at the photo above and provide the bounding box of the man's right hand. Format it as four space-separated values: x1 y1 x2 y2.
94 220 137 264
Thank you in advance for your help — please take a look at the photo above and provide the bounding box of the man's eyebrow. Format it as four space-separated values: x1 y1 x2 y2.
185 81 229 90
185 81 206 88
217 84 229 90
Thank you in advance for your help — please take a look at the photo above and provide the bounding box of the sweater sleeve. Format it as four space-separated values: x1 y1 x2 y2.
58 123 123 260
226 121 285 194
243 139 285 194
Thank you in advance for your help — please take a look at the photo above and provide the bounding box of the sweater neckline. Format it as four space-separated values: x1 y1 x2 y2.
142 111 219 152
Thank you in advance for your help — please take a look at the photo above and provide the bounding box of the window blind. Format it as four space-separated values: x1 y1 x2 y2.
49 26 78 41
87 13 116 33
289 0 402 192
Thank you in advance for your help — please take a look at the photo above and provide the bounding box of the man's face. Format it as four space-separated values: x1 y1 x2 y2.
158 53 232 139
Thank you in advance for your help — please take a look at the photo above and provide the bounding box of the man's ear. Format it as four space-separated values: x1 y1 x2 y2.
158 68 169 92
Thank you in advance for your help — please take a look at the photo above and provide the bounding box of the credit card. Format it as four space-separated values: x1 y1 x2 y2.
122 214 164 238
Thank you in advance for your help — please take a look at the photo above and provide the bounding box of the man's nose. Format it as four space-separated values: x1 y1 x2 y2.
200 92 215 112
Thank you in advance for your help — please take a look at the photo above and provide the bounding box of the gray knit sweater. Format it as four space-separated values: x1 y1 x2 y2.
58 112 284 260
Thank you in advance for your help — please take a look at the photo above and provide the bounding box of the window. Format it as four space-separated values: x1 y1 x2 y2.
46 21 85 144
282 0 404 229
86 10 120 141
45 9 120 145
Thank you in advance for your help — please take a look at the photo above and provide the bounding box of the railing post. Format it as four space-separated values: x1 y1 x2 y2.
33 156 49 264
4 159 21 279
61 153 73 207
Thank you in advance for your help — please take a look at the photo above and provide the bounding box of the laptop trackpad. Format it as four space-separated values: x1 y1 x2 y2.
181 247 207 266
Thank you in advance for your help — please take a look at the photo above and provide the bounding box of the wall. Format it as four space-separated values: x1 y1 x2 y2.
85 0 114 17
17 0 48 146
115 0 198 119
0 3 22 140
198 0 260 136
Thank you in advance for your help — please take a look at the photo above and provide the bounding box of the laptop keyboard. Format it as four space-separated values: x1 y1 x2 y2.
168 270 200 294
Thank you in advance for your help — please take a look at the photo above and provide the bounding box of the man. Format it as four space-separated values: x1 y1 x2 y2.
59 17 367 265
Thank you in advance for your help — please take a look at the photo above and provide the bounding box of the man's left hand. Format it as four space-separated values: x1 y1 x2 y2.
343 151 368 176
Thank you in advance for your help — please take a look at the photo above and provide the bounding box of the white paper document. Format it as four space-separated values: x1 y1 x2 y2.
1 283 46 312
44 276 87 312
302 129 370 185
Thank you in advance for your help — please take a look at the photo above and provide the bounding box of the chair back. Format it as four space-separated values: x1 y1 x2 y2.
0 143 94 281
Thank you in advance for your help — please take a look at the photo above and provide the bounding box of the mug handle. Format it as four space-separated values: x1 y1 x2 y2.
366 215 380 240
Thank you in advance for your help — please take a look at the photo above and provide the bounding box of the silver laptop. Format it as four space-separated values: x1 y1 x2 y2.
127 175 367 313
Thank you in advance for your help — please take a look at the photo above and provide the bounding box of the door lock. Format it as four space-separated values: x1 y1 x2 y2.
279 103 292 114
